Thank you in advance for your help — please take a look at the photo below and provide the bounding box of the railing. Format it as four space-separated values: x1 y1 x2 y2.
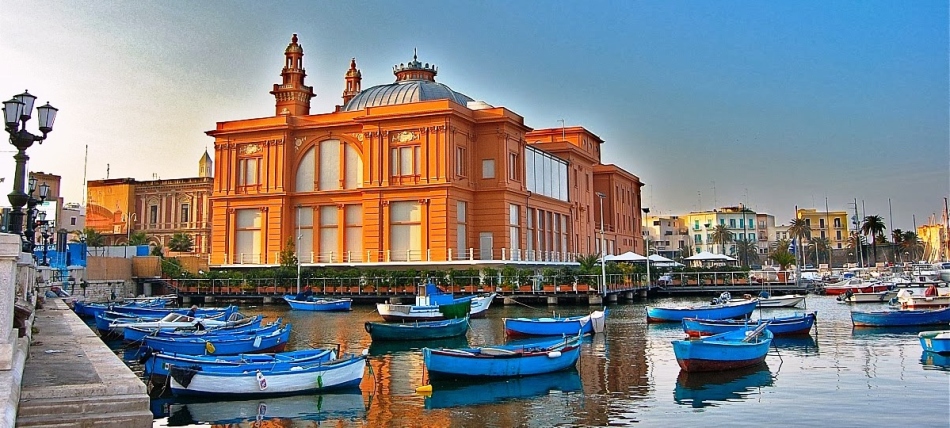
217 248 581 266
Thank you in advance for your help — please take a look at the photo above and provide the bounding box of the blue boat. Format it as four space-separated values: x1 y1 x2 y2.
123 315 270 342
850 306 950 327
674 362 774 408
111 305 239 318
73 298 166 318
918 329 950 354
424 370 582 409
141 324 292 355
369 336 469 356
671 323 773 372
647 295 758 323
920 350 950 371
282 295 352 311
422 335 581 378
141 346 337 382
503 309 607 337
365 316 469 341
682 313 816 337
96 307 239 337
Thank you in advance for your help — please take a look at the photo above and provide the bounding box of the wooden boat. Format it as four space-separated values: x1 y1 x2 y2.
96 308 239 337
73 298 166 319
123 315 272 343
683 313 816 337
110 304 240 318
503 309 607 337
141 324 292 355
674 362 773 408
364 316 469 341
755 293 805 308
836 289 898 304
165 392 365 425
646 294 757 323
893 287 950 309
918 329 950 354
377 281 495 321
424 370 582 409
282 295 353 311
168 352 366 397
422 335 581 378
671 323 773 372
141 346 337 383
850 306 950 327
822 278 890 295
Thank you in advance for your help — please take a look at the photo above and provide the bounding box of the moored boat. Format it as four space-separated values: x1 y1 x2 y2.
141 324 292 355
850 306 950 327
837 289 898 304
755 294 805 308
123 315 272 343
504 309 607 337
141 346 337 383
376 280 495 322
671 323 773 372
282 295 353 311
822 278 890 295
892 287 950 309
683 313 816 337
647 294 757 323
918 329 950 354
365 316 469 341
422 335 581 378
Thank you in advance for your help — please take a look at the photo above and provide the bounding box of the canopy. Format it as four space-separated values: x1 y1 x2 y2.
647 254 675 263
684 251 733 261
606 251 648 262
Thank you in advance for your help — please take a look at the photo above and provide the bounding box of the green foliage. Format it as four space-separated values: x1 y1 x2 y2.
74 227 105 247
168 232 193 252
151 245 164 257
710 224 734 253
161 257 185 278
769 250 796 271
576 254 601 275
861 215 886 264
279 237 298 270
127 231 149 246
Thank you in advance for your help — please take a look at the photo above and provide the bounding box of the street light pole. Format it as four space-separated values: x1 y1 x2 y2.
596 192 607 296
643 207 651 287
4 91 58 252
296 205 302 295
126 212 137 243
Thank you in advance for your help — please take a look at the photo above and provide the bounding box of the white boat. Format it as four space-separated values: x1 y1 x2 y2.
836 289 899 304
822 278 890 295
108 312 240 336
376 280 495 322
893 288 950 309
757 294 806 308
935 262 950 282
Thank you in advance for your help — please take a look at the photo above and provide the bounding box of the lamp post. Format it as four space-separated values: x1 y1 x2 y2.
24 179 50 260
642 207 651 287
126 212 137 243
596 192 607 296
39 218 51 266
4 90 58 252
296 205 302 295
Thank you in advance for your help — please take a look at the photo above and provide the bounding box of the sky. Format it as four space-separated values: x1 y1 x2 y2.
1 1 947 232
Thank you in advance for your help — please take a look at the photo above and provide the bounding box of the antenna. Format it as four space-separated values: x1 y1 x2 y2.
82 145 88 205
557 119 565 140
106 163 110 179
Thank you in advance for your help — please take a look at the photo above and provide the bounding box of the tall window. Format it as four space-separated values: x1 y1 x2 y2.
482 159 495 179
834 218 841 228
509 204 520 254
455 146 466 177
319 140 340 191
819 218 825 228
508 152 519 181
526 208 535 255
180 204 190 223
295 139 363 192
319 206 338 262
344 205 362 260
297 207 313 263
149 205 158 226
238 158 260 186
390 201 422 261
457 201 467 257
391 145 420 177
235 209 261 263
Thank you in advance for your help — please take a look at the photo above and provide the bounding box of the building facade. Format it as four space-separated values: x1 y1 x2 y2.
207 35 644 268
643 215 689 260
795 208 850 250
684 206 758 255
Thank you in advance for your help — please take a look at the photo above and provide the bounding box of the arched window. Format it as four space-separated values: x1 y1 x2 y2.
295 139 363 192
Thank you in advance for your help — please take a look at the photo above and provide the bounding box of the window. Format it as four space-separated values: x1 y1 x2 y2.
819 218 825 228
320 140 340 190
750 233 756 241
296 139 363 192
390 201 422 261
834 218 841 228
694 220 700 230
344 205 362 260
455 146 466 177
180 204 190 223
526 208 535 255
238 157 260 186
391 145 420 177
805 219 811 226
149 205 158 226
729 219 736 228
482 159 495 179
319 206 338 262
836 230 842 240
508 152 519 181
509 204 520 253
297 207 313 263
235 209 262 263
70 216 77 226
457 201 467 257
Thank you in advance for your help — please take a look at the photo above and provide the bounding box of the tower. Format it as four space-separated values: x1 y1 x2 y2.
342 58 362 105
198 149 213 178
270 33 315 116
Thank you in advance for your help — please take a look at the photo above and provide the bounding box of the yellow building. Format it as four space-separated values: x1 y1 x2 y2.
795 208 850 249
208 35 644 268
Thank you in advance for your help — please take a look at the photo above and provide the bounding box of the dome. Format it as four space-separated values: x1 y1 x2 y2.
342 80 474 112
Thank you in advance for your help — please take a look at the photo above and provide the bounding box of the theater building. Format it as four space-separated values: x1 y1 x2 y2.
208 34 644 268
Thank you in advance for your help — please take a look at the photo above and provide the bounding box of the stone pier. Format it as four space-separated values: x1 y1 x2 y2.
588 295 603 306
546 297 558 305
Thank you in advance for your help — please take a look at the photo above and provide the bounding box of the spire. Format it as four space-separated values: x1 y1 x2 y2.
342 58 362 105
393 50 437 82
198 148 213 178
270 33 315 116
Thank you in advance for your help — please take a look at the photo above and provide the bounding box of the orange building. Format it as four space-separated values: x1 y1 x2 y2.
208 34 643 268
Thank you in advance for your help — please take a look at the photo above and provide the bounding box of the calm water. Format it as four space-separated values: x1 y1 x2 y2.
119 295 950 427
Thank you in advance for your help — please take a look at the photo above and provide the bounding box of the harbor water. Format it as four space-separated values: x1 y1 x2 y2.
121 295 949 427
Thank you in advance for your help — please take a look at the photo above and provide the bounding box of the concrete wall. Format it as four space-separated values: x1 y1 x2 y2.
0 233 36 426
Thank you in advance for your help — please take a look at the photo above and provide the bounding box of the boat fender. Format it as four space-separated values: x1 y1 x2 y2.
256 370 267 390
204 341 216 354
547 351 562 358
253 336 263 348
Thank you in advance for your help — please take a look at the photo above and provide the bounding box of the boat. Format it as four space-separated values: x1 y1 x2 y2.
671 323 773 372
822 278 891 295
921 350 950 371
646 293 758 323
168 352 366 397
682 313 816 337
73 298 166 319
364 316 469 341
95 309 240 337
109 304 240 318
123 315 273 343
673 362 773 408
165 392 366 425
503 309 607 337
369 336 469 356
282 295 353 311
918 329 950 354
837 289 899 304
753 292 806 308
850 306 950 327
103 309 244 338
424 370 582 409
141 324 292 355
377 280 495 322
422 335 581 378
141 346 338 383
892 287 950 309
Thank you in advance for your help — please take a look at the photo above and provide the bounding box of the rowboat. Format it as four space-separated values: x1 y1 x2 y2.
141 346 337 383
755 294 805 308
850 306 950 327
422 335 581 378
141 324 292 355
674 362 773 408
503 309 607 337
282 295 353 311
365 316 469 341
836 289 898 304
377 280 495 322
73 298 166 319
124 315 274 343
168 352 366 397
165 392 365 425
646 294 757 323
424 370 582 409
822 278 891 295
918 329 950 354
97 308 240 337
682 313 816 337
109 304 240 318
671 323 773 372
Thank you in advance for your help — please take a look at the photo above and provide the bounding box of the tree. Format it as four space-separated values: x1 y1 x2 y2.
576 254 600 276
769 248 796 271
679 244 694 260
73 227 105 247
168 232 194 252
733 239 760 266
861 215 886 265
891 229 904 262
128 231 149 246
710 224 733 255
811 237 831 266
901 231 924 262
279 236 298 269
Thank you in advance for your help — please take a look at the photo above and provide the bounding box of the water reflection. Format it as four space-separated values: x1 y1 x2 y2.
772 335 819 356
160 393 366 426
368 336 469 356
673 362 773 408
919 351 950 371
424 370 583 409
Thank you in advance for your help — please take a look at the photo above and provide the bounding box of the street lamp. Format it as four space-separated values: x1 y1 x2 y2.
596 192 607 296
39 217 51 266
24 179 50 258
126 212 138 243
296 205 302 295
4 90 58 251
642 207 651 287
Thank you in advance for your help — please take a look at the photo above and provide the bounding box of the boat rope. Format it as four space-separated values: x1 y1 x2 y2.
506 297 541 310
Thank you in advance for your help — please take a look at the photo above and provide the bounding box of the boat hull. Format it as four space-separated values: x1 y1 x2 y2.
756 295 805 308
423 337 581 378
365 316 469 341
377 294 495 322
504 310 606 337
283 296 353 311
851 307 950 327
168 355 366 396
918 330 950 354
683 313 816 337
142 325 292 355
143 347 336 382
672 328 773 373
647 299 757 323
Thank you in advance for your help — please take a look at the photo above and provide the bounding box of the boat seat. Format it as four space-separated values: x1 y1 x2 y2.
479 347 517 356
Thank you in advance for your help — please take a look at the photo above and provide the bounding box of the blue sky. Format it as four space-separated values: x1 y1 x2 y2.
1 1 946 232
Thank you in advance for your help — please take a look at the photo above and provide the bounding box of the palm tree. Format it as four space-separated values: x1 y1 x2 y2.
733 239 760 266
72 227 105 247
168 232 194 252
679 244 694 260
811 237 831 266
861 215 886 265
891 229 904 262
576 254 600 275
710 224 733 254
787 218 811 269
128 231 149 246
901 231 924 262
